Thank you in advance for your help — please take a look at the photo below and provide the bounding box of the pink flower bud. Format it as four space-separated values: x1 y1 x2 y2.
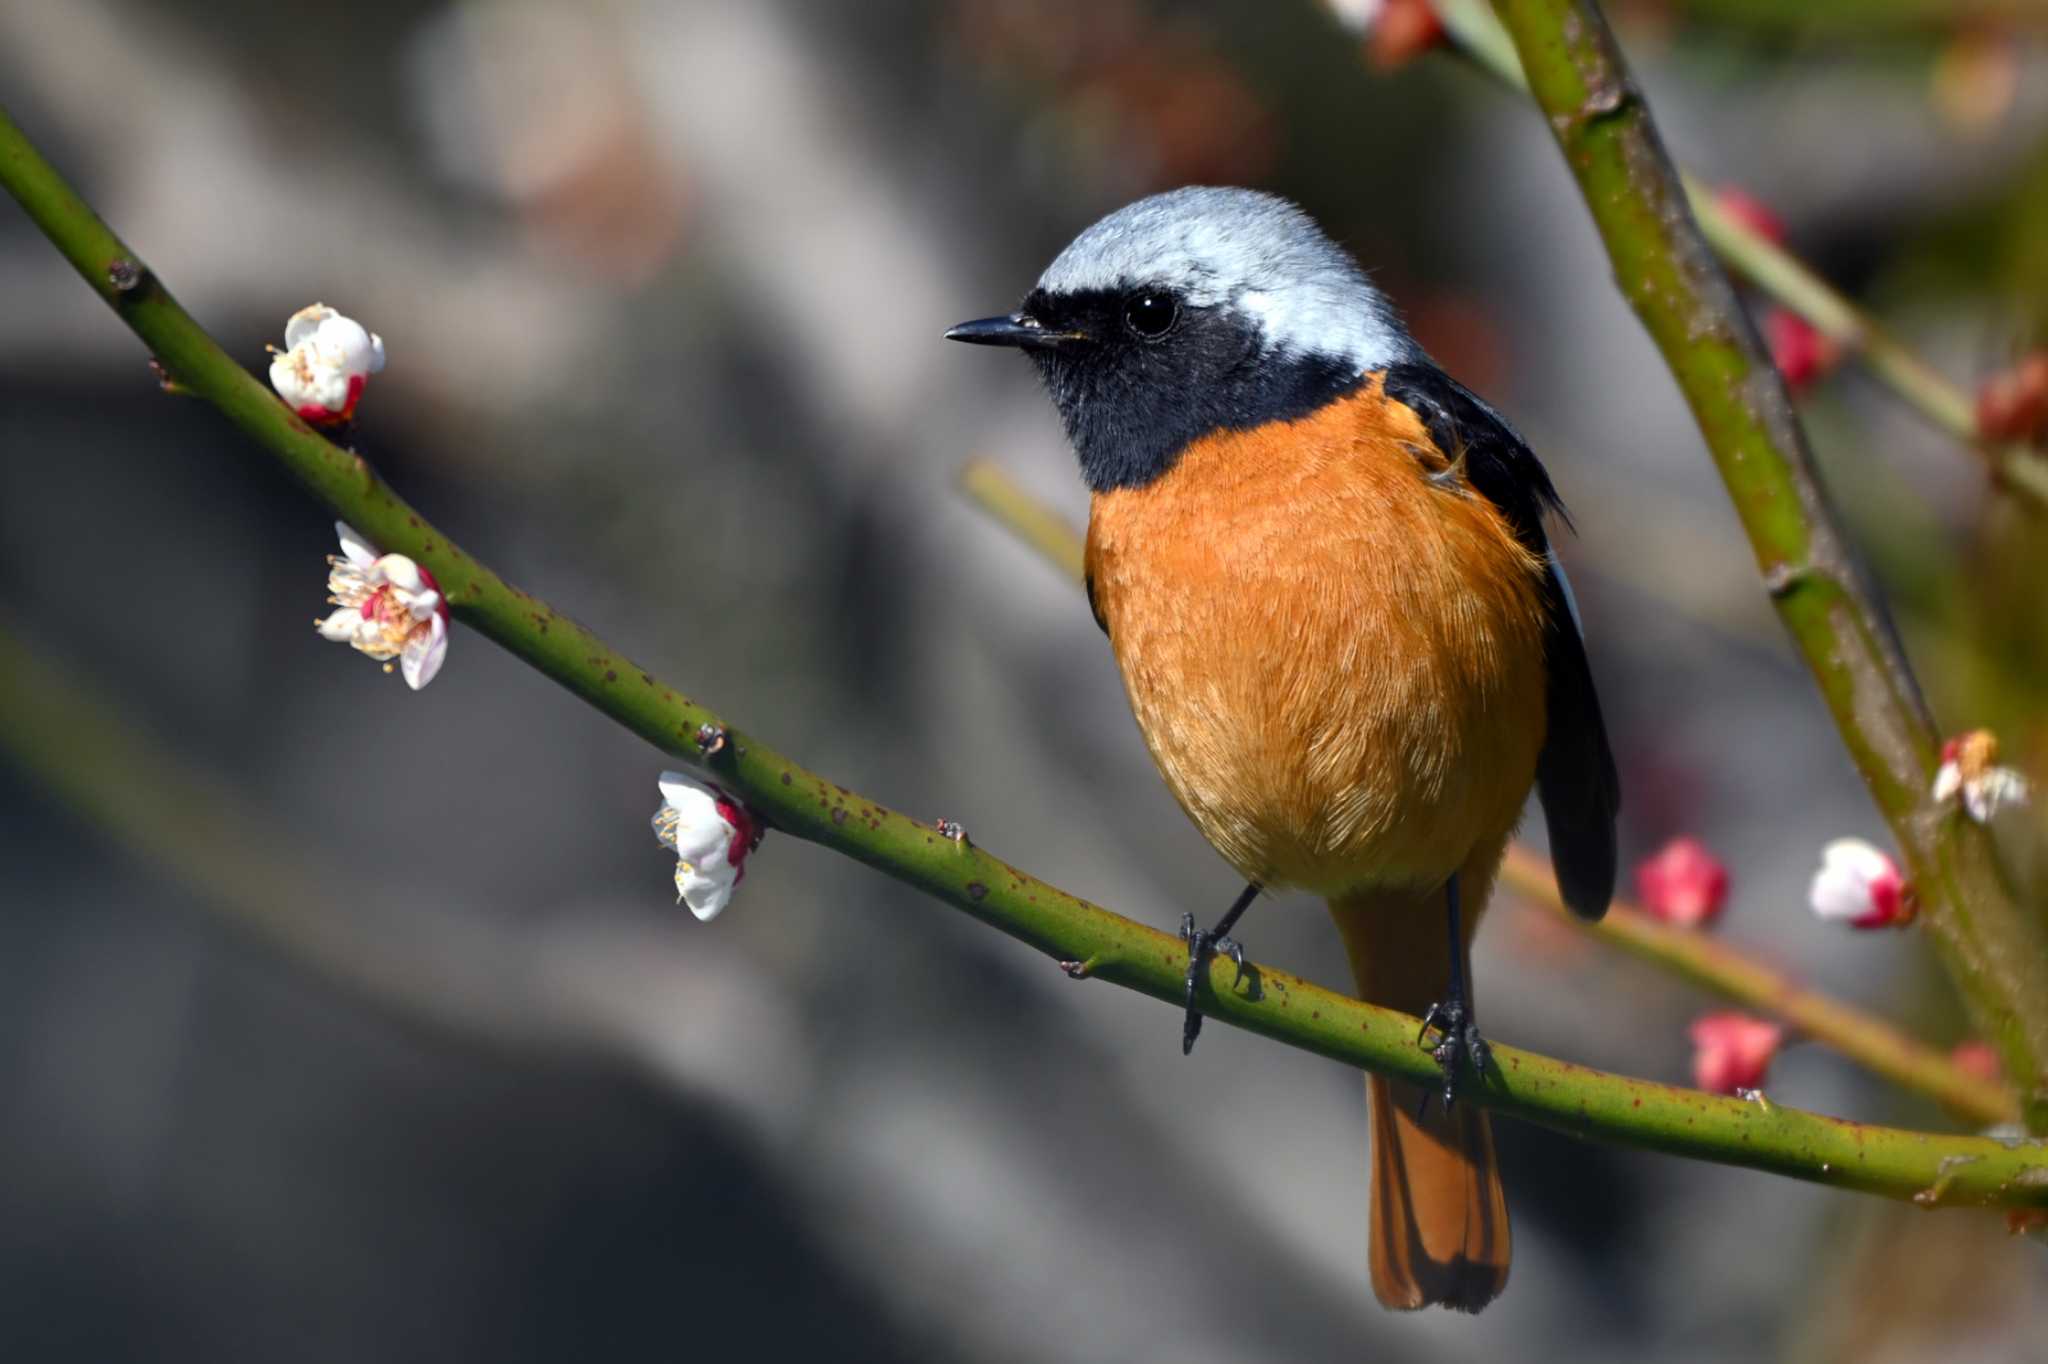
1807 838 1912 929
1634 836 1729 927
1689 1012 1783 1094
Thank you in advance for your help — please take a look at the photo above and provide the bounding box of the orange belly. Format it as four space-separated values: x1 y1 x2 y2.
1084 376 1551 896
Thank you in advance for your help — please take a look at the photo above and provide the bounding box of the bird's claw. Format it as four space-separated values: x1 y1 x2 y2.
1180 912 1246 1055
1416 999 1489 1114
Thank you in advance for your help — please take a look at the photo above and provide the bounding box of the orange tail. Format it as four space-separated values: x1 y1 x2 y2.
1329 879 1510 1313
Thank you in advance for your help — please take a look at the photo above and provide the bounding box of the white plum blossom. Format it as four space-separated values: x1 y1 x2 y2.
269 303 385 424
1932 731 2032 824
1808 838 1912 930
652 771 761 921
315 522 449 689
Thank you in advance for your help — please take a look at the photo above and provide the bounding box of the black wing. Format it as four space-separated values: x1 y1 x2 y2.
1383 363 1620 920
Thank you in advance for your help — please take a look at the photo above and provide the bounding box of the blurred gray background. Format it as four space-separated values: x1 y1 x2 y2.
3 1 2046 1360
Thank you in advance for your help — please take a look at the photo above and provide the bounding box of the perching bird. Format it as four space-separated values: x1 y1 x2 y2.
947 187 1619 1313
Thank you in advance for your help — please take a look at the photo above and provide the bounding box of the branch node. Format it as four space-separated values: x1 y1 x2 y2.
1913 1153 1984 1207
934 817 969 845
1763 561 1810 599
147 357 190 397
694 723 728 757
106 256 144 293
1550 75 1635 139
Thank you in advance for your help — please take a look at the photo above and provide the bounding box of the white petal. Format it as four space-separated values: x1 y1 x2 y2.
326 566 369 602
317 607 365 641
269 349 315 406
406 588 442 621
271 341 352 411
1325 0 1386 32
685 829 732 868
1808 868 1867 921
679 860 740 921
335 522 380 567
658 770 720 812
314 314 377 378
1809 839 1901 923
1966 769 2031 823
1820 837 1891 881
283 302 335 350
377 554 424 594
309 369 352 411
401 613 448 689
654 771 738 866
1932 761 1963 802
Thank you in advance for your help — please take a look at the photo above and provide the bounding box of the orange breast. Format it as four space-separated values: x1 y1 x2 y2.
1084 375 1550 896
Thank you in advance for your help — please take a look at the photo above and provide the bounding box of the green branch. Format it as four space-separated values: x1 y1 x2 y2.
1485 0 2048 1131
959 458 2018 1128
1498 846 2016 1126
3 98 2044 1207
1430 0 2048 512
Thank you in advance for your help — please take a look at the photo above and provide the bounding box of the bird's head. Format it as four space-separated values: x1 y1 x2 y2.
947 187 1413 492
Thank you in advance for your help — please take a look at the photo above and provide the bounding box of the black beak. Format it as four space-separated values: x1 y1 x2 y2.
944 312 1085 352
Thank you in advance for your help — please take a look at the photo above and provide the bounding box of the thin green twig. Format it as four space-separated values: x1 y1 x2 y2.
1496 846 2017 1126
1429 0 2048 511
2 98 2043 1206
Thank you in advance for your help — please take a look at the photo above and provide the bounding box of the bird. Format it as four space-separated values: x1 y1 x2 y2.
946 186 1619 1313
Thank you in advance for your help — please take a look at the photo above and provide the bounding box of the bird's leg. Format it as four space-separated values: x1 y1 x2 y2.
1180 881 1260 1055
1415 872 1489 1112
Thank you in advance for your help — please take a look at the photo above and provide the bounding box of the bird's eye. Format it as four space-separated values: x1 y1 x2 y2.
1122 291 1178 339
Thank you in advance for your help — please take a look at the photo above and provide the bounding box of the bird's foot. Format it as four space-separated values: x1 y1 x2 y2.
1416 998 1490 1113
1179 911 1246 1055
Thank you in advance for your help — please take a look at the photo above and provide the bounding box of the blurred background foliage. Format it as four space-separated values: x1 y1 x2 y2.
1 0 2044 1359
